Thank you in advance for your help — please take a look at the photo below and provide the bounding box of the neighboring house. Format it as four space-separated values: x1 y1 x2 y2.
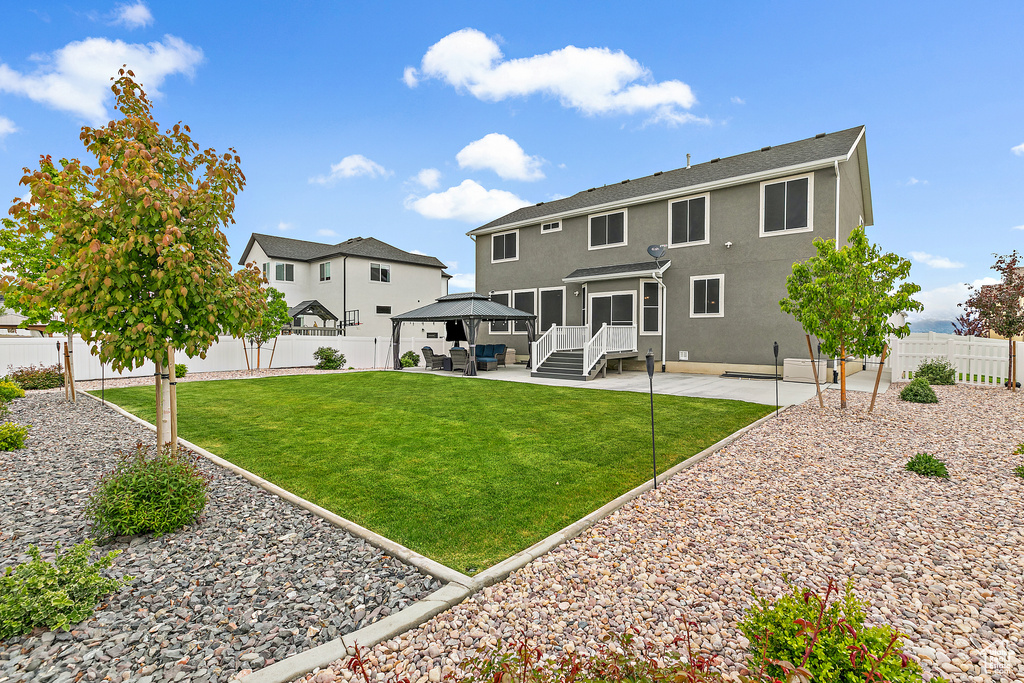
238 234 450 338
470 126 872 378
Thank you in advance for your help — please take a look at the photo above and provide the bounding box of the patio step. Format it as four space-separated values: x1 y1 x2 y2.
532 351 606 381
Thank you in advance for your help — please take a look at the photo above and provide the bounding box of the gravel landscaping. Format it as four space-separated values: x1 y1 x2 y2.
295 384 1024 683
0 393 441 683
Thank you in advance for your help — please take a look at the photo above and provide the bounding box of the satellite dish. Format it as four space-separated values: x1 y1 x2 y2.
647 244 667 259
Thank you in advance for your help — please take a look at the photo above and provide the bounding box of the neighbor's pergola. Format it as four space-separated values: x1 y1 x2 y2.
390 292 537 376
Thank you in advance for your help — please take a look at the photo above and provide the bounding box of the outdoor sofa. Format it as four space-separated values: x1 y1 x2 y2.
474 344 507 369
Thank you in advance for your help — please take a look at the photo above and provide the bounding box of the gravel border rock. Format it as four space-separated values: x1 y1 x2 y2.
0 393 441 682
294 385 1024 683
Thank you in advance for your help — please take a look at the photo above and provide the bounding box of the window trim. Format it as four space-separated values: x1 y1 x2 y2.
587 209 628 251
375 305 392 315
667 193 710 248
319 261 331 282
370 262 391 284
540 221 561 234
491 229 520 264
489 290 511 334
759 173 814 237
511 288 536 335
640 279 662 335
690 274 724 318
538 286 566 332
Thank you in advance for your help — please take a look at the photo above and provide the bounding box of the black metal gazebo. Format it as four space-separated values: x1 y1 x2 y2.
390 292 537 376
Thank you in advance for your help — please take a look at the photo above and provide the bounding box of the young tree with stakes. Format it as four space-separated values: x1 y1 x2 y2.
244 287 292 369
5 67 267 447
964 251 1024 391
780 227 922 409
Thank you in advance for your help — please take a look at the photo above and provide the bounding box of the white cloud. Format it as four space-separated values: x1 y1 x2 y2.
0 116 17 140
447 272 475 292
1013 225 1024 231
317 229 338 238
731 96 745 105
909 251 964 269
1012 142 1024 156
413 168 441 190
905 177 928 186
404 28 699 125
405 179 530 223
0 36 201 124
310 154 391 184
456 133 545 181
277 222 294 232
908 278 1000 322
112 2 154 28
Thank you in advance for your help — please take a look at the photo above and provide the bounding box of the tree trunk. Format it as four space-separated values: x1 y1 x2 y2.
268 337 278 369
154 360 164 448
1011 337 1017 392
243 339 251 371
159 358 172 448
805 334 824 408
65 327 76 403
257 344 261 370
168 346 178 454
868 344 888 413
840 342 848 409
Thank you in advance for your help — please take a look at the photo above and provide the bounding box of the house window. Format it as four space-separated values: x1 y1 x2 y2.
589 211 626 249
376 305 391 315
370 263 391 282
426 332 439 339
761 174 813 235
642 281 661 334
489 291 510 333
262 263 269 279
669 195 708 246
539 287 565 330
541 221 561 234
691 275 724 318
513 289 535 334
492 230 518 263
319 262 331 282
275 263 294 282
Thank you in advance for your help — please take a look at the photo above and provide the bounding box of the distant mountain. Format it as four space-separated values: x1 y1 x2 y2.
908 319 956 334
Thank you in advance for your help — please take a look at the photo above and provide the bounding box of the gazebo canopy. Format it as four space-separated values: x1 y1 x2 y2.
287 299 338 321
390 292 537 375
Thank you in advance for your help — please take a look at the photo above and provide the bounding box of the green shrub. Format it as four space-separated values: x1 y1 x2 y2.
0 422 29 451
5 364 64 390
174 363 188 378
85 445 210 538
905 452 950 478
900 377 938 403
400 350 420 368
0 541 132 639
313 346 345 370
1013 443 1024 456
740 579 921 683
913 358 956 385
0 380 25 402
1013 464 1024 479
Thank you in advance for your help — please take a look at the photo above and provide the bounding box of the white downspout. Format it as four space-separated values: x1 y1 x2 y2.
834 160 841 245
652 269 667 372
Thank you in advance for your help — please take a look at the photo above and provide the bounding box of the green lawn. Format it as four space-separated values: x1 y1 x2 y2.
96 373 771 573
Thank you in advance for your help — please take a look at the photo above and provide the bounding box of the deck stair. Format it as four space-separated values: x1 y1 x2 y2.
532 350 606 381
530 323 636 381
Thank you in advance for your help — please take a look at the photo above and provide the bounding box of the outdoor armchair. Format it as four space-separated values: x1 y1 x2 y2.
450 347 469 371
421 346 446 370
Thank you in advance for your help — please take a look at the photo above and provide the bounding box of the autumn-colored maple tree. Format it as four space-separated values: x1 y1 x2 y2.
964 251 1024 390
4 67 267 443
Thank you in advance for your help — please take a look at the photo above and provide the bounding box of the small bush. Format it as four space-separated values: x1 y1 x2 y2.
1013 464 1024 479
85 445 210 538
400 350 420 368
740 579 921 683
174 363 188 378
905 452 950 478
913 357 956 385
0 540 132 639
0 380 25 402
5 364 64 390
900 377 938 403
0 422 29 451
1013 443 1024 456
313 346 345 370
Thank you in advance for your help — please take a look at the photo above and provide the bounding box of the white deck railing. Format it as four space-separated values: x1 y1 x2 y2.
582 324 638 377
532 325 587 368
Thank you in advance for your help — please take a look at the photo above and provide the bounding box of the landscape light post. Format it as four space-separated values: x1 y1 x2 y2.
773 341 779 416
646 348 657 489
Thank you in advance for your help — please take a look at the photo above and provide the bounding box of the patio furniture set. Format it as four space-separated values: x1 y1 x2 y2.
422 344 508 372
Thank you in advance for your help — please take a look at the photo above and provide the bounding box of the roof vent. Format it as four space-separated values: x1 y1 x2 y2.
761 146 771 152
815 132 827 139
710 157 721 163
587 187 596 192
653 171 663 176
621 179 630 184
535 201 545 206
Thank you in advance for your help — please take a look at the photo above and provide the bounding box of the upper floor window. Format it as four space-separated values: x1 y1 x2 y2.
370 263 390 283
541 221 561 234
275 263 294 282
589 211 626 249
761 174 813 235
376 305 392 315
319 262 331 282
492 230 518 263
669 195 709 247
690 274 724 318
262 263 269 280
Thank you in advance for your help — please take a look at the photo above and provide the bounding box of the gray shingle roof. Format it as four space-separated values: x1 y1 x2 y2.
392 292 537 322
287 300 338 320
470 126 865 234
239 233 447 269
563 260 672 282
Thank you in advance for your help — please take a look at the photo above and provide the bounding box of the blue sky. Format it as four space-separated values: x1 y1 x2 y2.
1 1 1022 323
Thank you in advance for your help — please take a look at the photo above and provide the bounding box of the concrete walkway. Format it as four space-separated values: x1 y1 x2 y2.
417 362 891 406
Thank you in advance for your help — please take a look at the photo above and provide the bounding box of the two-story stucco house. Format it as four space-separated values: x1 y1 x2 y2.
470 126 872 379
238 233 450 338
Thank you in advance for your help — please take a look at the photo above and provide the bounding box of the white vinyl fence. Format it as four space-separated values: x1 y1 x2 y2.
888 332 1021 387
0 334 452 381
